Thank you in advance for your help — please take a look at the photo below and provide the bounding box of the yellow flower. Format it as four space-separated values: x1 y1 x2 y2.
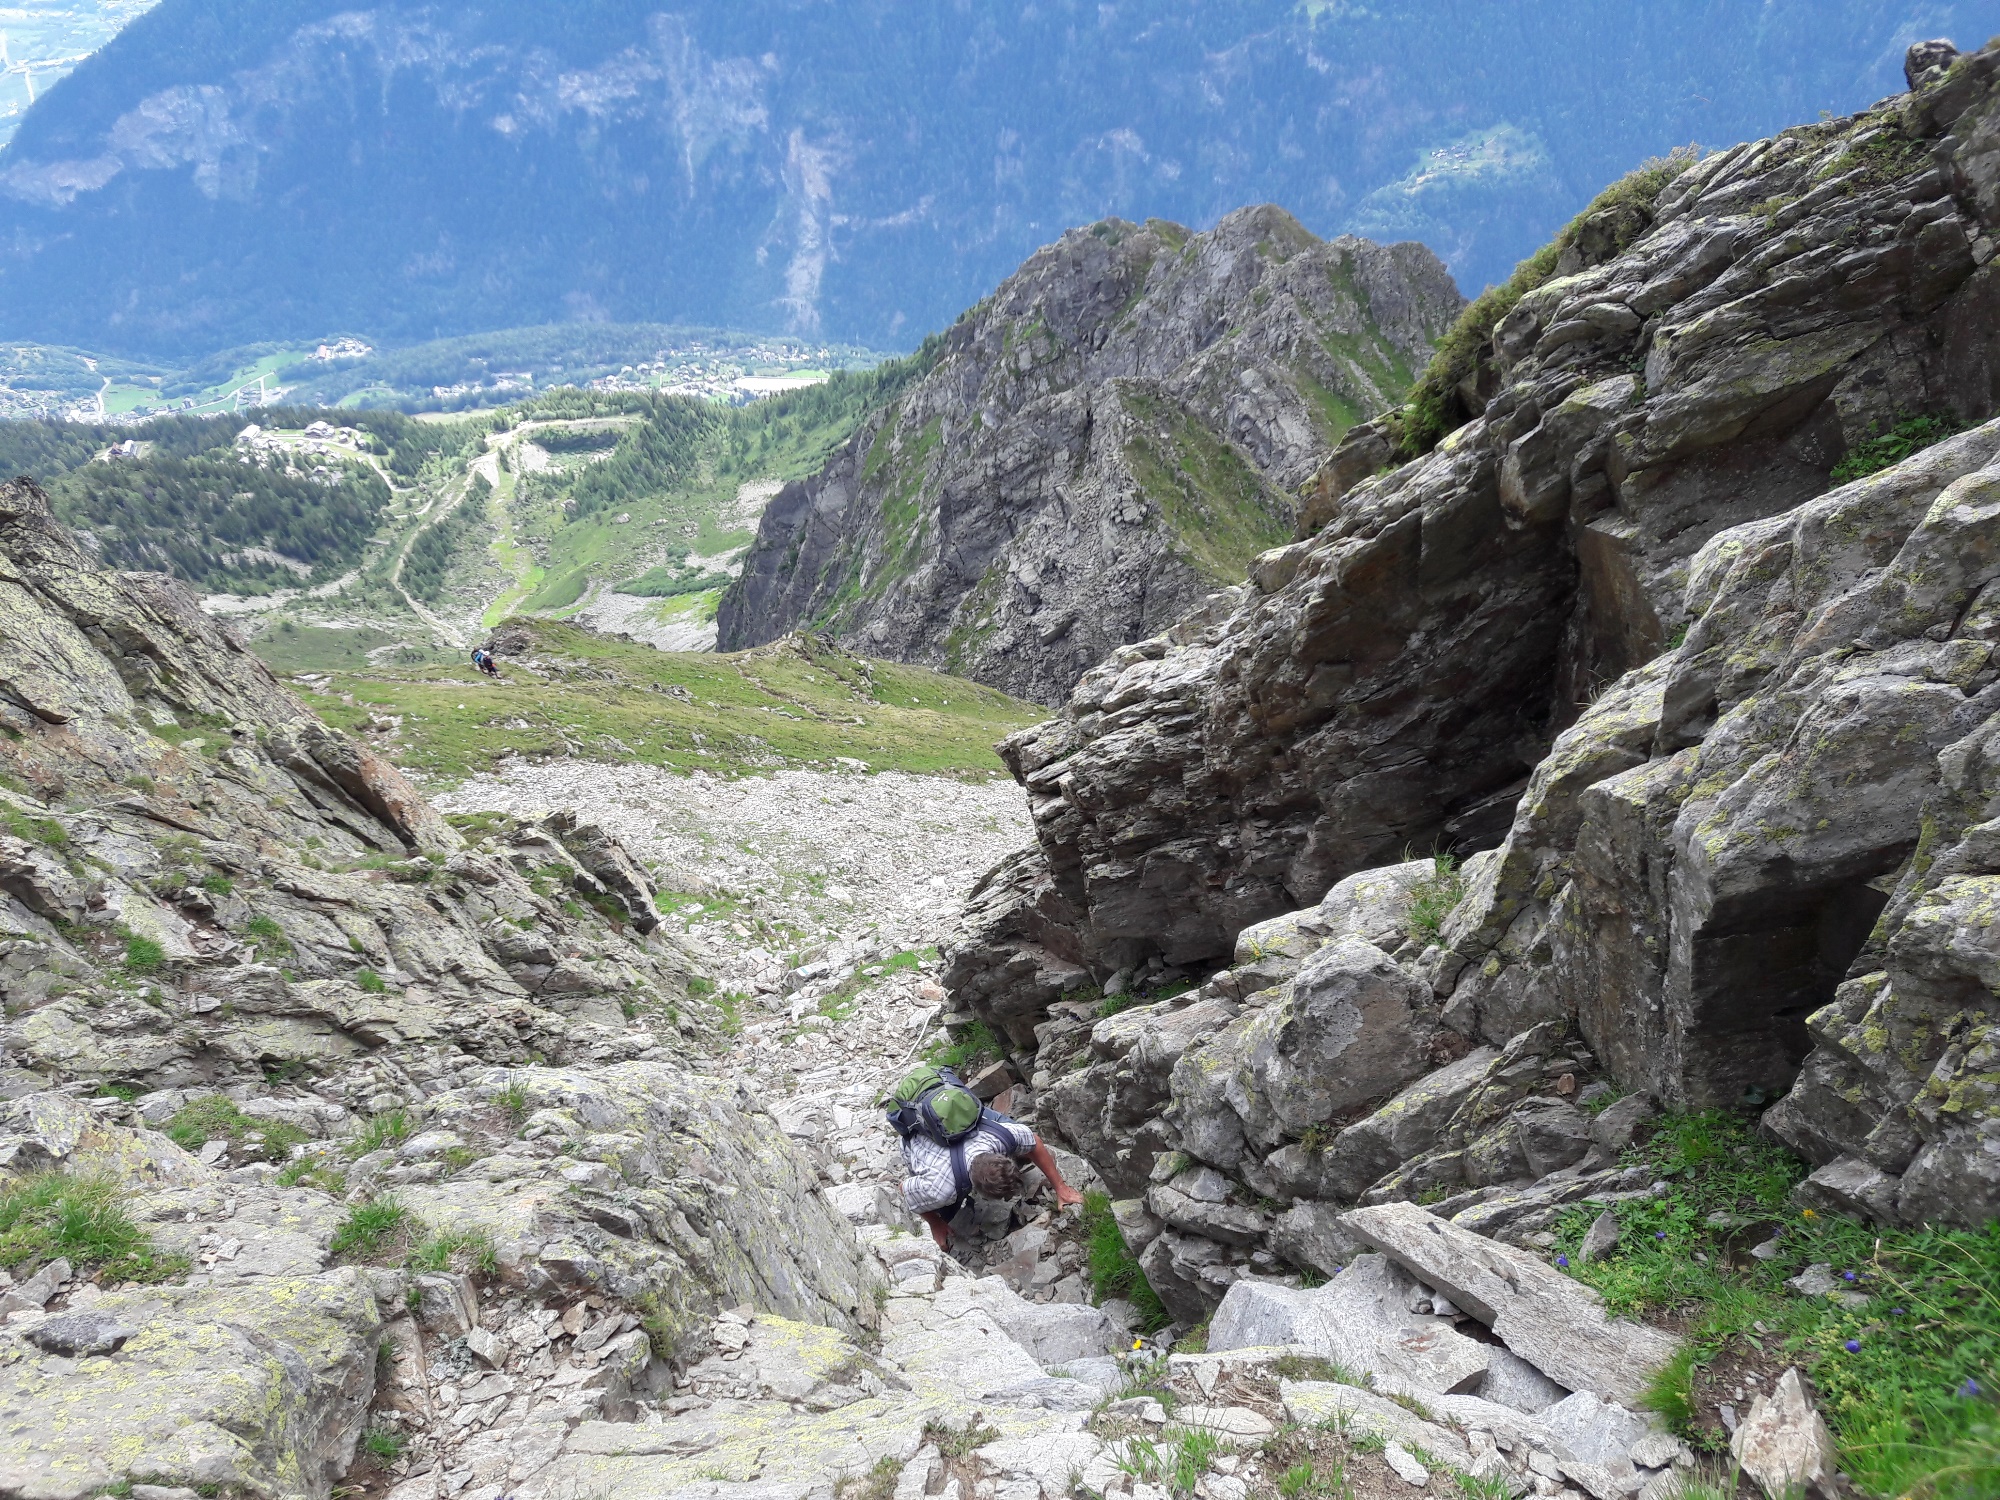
1801 1208 1818 1219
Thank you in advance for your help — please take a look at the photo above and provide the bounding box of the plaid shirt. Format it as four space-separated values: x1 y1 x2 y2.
900 1116 1035 1213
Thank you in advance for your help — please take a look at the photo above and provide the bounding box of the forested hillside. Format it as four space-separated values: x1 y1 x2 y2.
0 409 456 591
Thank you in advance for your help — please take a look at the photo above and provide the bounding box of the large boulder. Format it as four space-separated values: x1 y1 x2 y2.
1170 938 1435 1169
1341 1202 1681 1407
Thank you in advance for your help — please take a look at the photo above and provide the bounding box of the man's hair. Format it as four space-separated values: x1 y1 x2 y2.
969 1151 1023 1199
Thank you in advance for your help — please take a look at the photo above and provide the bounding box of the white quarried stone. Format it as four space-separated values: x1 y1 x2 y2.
1730 1367 1837 1499
1383 1441 1431 1487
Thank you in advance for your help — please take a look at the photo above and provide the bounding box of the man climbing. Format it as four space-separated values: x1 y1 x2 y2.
881 1063 1083 1250
470 646 500 678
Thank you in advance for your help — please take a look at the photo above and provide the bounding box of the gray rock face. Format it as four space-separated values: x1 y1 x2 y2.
946 39 2000 1232
720 206 1462 706
1168 938 1437 1171
948 46 2000 1005
0 485 892 1497
1315 1044 1500 1202
0 480 703 1101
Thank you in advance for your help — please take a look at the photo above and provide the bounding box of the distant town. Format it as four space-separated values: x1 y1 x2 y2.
0 332 854 425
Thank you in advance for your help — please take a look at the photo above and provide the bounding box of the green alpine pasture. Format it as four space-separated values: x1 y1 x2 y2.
296 619 1041 782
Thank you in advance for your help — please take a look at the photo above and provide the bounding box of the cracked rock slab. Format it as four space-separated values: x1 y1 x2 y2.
1341 1202 1680 1406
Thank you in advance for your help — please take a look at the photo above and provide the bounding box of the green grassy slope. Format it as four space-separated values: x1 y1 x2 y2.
291 619 1041 781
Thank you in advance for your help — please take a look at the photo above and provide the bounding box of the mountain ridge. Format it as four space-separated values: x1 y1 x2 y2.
716 205 1462 704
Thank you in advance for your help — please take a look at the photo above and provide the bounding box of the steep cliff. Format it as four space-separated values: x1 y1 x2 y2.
0 479 881 1496
719 207 1461 704
946 37 2000 1243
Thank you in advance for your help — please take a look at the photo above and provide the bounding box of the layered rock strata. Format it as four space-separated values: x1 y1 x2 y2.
953 39 2000 997
0 480 881 1496
936 44 2000 1354
946 40 2000 1234
719 206 1462 704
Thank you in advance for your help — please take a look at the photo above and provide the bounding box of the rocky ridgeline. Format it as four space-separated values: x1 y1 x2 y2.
720 207 1462 705
944 37 2000 1299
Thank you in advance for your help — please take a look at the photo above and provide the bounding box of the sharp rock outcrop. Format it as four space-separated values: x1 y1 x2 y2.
718 206 1463 705
941 36 2000 1333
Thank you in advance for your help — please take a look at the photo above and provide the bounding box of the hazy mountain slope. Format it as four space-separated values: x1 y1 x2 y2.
0 0 157 147
717 207 1462 705
0 0 1988 354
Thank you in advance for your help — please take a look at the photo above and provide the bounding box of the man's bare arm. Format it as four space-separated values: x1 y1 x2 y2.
1029 1137 1083 1208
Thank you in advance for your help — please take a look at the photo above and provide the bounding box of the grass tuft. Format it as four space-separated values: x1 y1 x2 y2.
121 935 166 974
833 1455 901 1500
406 1226 498 1276
1830 412 1968 484
1081 1190 1171 1332
923 1414 1001 1458
275 1156 347 1196
1640 1343 1699 1434
330 1197 412 1261
345 1109 414 1159
361 1427 406 1462
0 1171 187 1282
924 1020 1002 1073
495 1082 531 1123
1404 853 1467 948
164 1094 308 1164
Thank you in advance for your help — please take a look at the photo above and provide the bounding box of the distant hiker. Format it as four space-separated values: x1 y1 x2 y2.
880 1063 1082 1250
471 647 499 677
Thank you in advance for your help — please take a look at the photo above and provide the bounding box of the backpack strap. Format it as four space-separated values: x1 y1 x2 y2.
944 1117 1027 1215
947 1140 973 1210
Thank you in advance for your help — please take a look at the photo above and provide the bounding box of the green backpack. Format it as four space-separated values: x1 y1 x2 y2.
879 1064 985 1145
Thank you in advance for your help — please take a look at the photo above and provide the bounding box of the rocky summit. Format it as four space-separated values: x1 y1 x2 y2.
719 208 1461 705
